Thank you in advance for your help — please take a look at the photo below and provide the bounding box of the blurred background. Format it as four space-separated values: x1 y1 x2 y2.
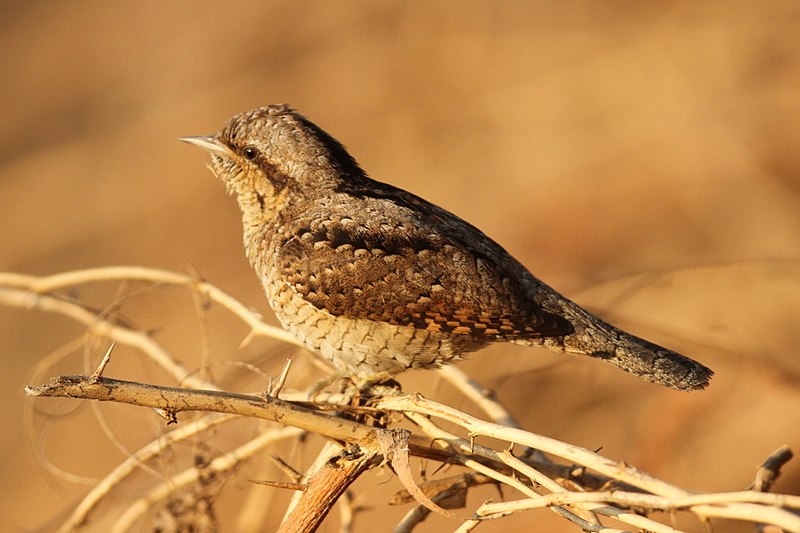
1 1 799 531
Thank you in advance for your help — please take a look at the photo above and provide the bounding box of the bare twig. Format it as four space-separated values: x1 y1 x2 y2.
25 370 800 532
110 425 303 532
435 365 523 430
376 393 685 496
394 478 470 533
375 394 800 532
9 268 800 532
0 285 214 389
752 446 794 492
26 375 375 445
0 267 302 346
58 412 240 532
277 436 382 533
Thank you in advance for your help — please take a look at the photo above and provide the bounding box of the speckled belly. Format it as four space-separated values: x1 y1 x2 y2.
263 275 484 377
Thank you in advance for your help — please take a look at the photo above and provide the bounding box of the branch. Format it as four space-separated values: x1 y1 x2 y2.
9 267 800 531
277 438 381 533
25 375 374 445
374 394 800 532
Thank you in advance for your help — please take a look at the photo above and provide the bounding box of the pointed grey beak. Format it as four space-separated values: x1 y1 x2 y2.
179 135 231 157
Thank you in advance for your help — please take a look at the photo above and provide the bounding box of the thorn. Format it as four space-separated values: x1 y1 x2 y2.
250 479 307 491
238 330 257 350
269 454 304 482
89 342 115 382
268 356 293 397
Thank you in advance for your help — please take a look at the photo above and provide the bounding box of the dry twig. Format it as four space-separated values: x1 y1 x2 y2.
5 267 799 532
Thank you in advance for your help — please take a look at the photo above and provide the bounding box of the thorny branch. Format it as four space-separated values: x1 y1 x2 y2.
5 267 800 532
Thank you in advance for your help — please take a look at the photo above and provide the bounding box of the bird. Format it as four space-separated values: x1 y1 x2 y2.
180 104 712 391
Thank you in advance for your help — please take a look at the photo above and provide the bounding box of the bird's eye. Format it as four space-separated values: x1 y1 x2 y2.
242 146 260 161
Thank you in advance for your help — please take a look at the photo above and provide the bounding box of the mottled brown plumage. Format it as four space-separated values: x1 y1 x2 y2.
181 104 713 391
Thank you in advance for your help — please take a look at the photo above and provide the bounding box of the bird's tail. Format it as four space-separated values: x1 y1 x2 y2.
526 294 713 391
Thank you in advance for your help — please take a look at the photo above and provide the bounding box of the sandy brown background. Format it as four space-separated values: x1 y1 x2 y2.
1 2 799 532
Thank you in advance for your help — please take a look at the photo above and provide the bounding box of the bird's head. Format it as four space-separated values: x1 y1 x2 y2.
181 104 364 220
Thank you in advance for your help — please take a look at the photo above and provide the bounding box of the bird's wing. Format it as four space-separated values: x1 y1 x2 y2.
274 194 572 339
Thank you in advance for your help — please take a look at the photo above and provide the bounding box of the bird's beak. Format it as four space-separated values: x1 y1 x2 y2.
178 135 231 157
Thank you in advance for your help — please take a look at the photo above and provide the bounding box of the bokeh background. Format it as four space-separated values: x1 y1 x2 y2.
1 2 799 531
